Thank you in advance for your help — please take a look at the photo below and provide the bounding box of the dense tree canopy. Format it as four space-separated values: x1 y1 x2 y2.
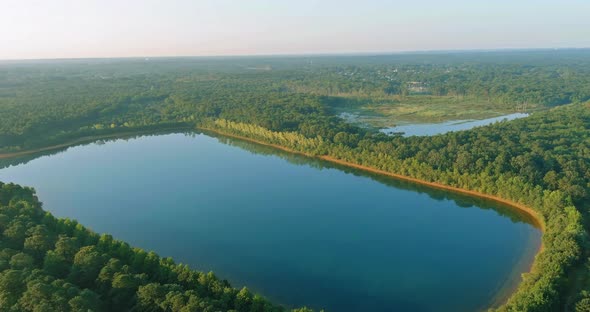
1 50 590 311
204 103 590 312
2 50 590 152
0 182 317 312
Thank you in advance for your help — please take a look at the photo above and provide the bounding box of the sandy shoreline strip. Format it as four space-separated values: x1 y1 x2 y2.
200 127 545 230
0 126 545 309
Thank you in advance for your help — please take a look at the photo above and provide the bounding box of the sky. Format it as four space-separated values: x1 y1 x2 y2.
1 0 589 60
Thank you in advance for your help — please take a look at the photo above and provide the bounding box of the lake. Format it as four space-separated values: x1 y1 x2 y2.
0 132 541 312
381 113 529 136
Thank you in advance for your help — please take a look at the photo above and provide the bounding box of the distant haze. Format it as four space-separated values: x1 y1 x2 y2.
1 0 589 60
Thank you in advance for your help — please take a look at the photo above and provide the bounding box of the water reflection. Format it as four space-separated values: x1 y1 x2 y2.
381 113 529 136
212 131 539 229
0 130 541 312
0 130 539 230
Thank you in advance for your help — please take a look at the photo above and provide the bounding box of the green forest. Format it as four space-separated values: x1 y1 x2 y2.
0 182 316 312
2 50 590 153
1 50 590 311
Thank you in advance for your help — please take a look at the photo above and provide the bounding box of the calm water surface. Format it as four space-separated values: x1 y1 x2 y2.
0 132 541 312
381 113 529 136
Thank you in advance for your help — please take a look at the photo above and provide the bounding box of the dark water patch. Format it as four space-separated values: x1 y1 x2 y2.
0 132 541 312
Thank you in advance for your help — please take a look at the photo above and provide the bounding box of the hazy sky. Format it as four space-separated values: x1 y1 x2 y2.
1 0 589 60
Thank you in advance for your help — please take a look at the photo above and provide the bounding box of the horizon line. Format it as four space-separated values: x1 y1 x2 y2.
1 46 589 63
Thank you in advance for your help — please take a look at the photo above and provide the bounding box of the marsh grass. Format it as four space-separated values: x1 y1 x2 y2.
329 94 541 127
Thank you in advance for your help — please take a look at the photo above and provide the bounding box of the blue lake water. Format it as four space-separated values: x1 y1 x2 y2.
381 113 529 136
0 132 541 312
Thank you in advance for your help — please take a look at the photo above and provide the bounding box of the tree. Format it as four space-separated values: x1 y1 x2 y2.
69 246 105 289
236 287 253 311
24 225 54 261
9 252 34 270
54 236 80 261
136 283 166 312
0 270 25 308
3 221 27 249
43 250 70 278
69 289 102 312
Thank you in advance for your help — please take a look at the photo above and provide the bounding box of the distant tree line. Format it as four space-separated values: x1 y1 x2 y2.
2 50 590 152
1 52 590 311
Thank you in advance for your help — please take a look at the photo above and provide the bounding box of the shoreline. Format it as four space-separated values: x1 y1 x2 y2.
1 126 542 229
0 126 546 309
198 127 545 231
0 126 191 160
196 127 545 309
322 155 545 231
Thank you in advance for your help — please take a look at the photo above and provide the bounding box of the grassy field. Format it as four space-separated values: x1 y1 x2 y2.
329 94 538 127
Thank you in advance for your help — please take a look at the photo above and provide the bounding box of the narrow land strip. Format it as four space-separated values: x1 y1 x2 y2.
0 126 546 230
0 127 191 159
196 126 546 310
199 127 546 231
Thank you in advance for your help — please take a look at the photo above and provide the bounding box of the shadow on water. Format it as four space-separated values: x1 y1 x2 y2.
0 130 541 311
0 130 184 169
0 129 540 230
206 131 541 310
208 132 540 230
